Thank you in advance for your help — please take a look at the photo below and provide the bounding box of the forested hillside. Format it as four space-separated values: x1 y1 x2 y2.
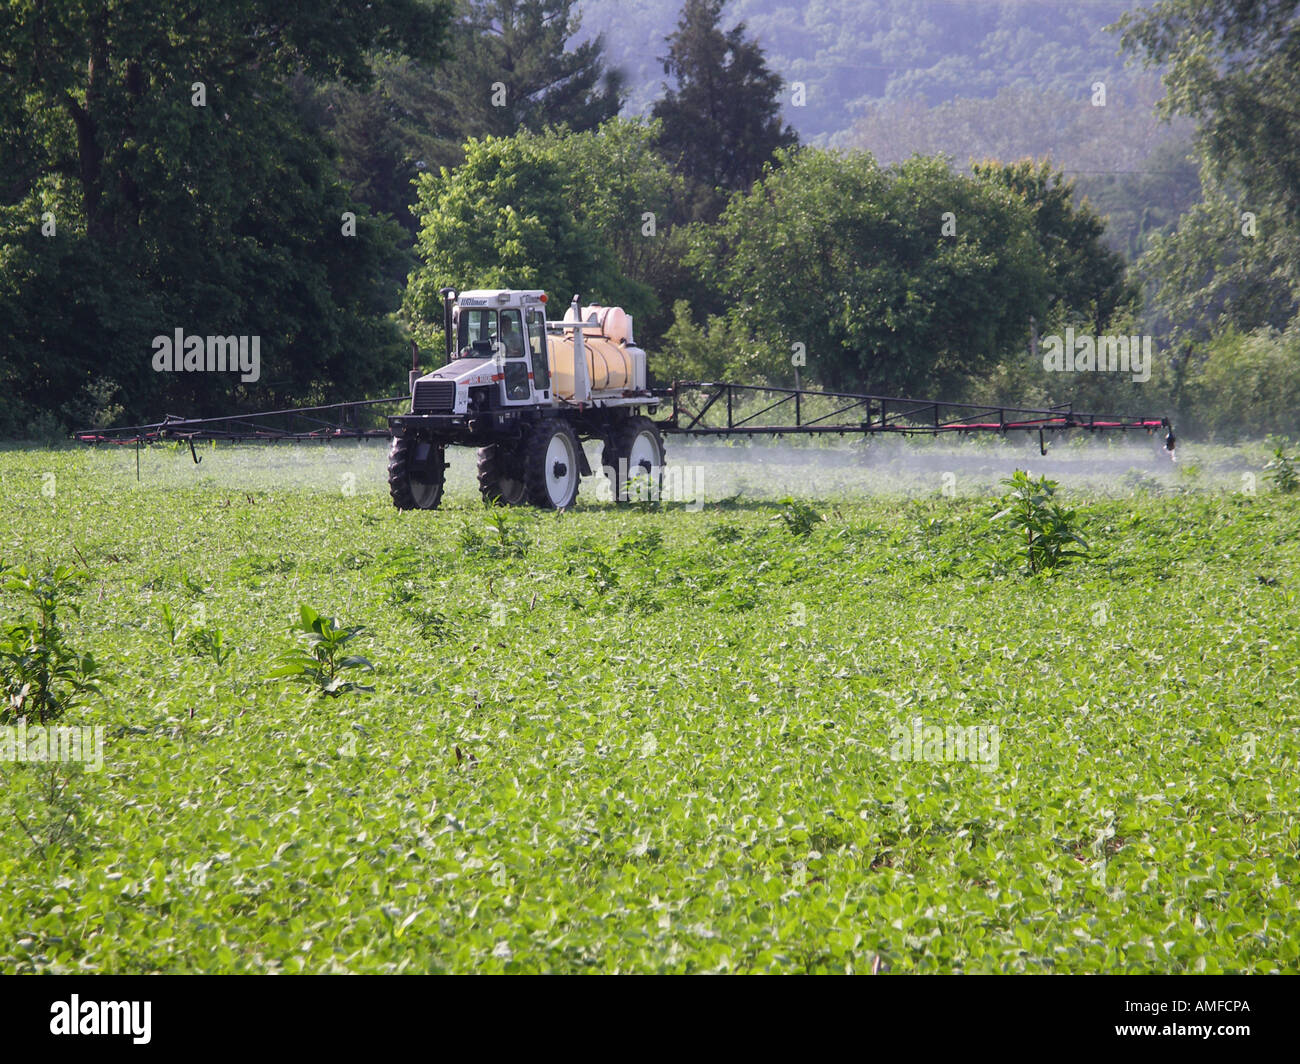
579 0 1147 141
578 0 1198 258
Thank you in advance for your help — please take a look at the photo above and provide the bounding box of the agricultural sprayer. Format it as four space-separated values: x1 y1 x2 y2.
75 288 1175 508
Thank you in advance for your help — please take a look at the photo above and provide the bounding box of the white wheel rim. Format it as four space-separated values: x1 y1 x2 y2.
628 431 660 478
544 432 578 507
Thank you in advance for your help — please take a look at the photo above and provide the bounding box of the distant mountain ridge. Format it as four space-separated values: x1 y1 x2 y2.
577 0 1151 143
576 0 1191 258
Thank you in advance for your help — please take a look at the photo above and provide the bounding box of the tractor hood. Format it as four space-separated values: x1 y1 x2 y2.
421 357 495 387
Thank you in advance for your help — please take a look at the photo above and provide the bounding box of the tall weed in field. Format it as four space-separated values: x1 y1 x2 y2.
459 505 527 558
0 565 102 725
1264 436 1298 494
268 606 374 697
775 498 825 536
990 470 1089 574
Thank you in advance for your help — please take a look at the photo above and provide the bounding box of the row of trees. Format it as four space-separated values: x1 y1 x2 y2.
293 0 795 235
0 0 809 435
404 126 1132 400
3 0 1298 438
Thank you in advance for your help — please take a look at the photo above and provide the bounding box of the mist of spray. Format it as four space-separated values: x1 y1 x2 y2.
112 432 1245 504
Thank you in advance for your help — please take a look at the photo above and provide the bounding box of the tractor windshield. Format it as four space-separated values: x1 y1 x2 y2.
457 309 498 358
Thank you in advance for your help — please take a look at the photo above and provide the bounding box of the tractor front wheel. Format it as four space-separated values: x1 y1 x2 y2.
523 419 581 510
388 437 447 510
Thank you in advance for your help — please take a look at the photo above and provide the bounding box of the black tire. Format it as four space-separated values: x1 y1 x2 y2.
602 415 665 503
521 419 582 510
388 437 447 511
476 443 528 506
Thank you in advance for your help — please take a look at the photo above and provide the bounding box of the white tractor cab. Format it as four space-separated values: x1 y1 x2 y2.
387 288 665 511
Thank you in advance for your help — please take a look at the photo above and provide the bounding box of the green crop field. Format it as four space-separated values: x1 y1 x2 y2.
2 439 1298 973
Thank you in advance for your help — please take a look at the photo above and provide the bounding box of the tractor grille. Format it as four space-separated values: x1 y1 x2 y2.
413 379 456 413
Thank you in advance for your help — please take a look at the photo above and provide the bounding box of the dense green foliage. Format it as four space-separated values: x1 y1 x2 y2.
2 442 1298 972
1119 0 1300 244
972 161 1134 335
428 0 624 150
405 121 685 348
299 0 624 235
1176 325 1300 439
0 0 453 435
650 0 797 222
685 151 1051 394
3 0 1297 445
405 132 599 346
1113 0 1300 438
1119 0 1300 345
1139 189 1297 347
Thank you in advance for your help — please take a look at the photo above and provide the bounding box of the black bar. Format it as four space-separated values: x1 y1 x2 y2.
73 397 408 445
731 391 795 429
0 972 1288 1050
679 384 726 432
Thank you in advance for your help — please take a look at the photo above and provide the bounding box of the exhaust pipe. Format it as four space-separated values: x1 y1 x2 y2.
440 287 457 362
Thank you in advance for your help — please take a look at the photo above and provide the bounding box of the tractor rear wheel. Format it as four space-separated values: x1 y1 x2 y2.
603 415 665 503
522 419 581 510
388 437 447 510
476 443 528 506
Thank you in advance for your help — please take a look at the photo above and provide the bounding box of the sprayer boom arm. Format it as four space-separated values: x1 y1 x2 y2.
71 381 1174 460
72 397 407 446
660 381 1173 453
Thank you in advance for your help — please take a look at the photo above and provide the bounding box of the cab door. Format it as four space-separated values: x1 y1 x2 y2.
497 307 535 406
525 305 551 402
